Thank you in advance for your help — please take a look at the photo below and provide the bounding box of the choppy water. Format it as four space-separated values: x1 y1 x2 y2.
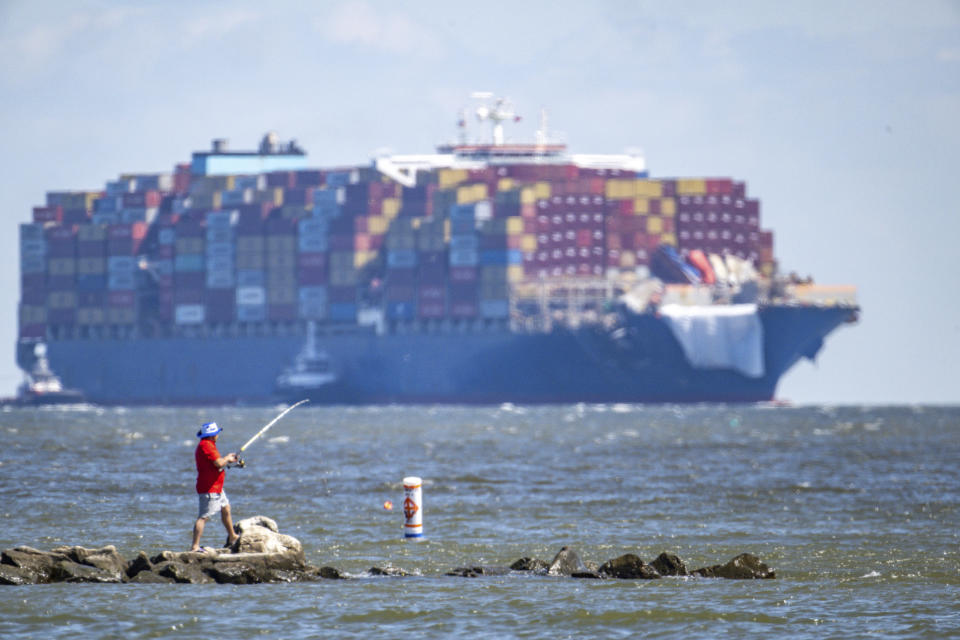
0 404 957 638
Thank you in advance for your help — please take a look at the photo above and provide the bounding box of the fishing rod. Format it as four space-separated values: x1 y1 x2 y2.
233 399 309 468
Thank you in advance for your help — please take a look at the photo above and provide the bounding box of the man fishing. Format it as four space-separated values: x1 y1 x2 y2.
189 421 240 552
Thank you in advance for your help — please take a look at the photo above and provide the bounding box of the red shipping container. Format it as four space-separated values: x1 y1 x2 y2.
266 172 295 189
327 285 356 303
174 164 191 194
354 233 372 251
418 301 445 319
175 273 205 290
21 273 46 290
705 178 733 195
448 282 478 302
449 301 478 318
47 309 76 325
418 284 445 301
298 267 328 285
174 287 204 304
47 275 75 289
419 262 447 284
328 234 352 251
387 267 416 285
298 252 327 269
19 324 47 339
108 291 135 307
206 289 235 322
21 288 47 305
33 206 62 223
386 283 415 301
122 191 161 208
268 304 296 321
295 170 325 188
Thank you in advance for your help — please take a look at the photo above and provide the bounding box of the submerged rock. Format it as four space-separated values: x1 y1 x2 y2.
651 552 688 577
598 553 660 579
509 557 549 572
693 553 776 579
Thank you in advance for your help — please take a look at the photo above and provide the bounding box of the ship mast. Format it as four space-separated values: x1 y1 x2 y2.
471 92 519 145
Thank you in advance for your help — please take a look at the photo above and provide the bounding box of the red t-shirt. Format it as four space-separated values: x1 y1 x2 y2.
195 438 225 494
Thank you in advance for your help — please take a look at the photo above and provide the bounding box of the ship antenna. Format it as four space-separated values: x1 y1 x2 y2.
536 107 549 147
471 92 519 146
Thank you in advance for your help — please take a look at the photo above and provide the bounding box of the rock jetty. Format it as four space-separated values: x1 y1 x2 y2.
1 516 775 585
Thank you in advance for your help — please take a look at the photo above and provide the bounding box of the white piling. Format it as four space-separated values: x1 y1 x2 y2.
402 476 422 539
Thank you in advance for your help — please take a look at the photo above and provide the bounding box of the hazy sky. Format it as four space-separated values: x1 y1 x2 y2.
0 0 957 404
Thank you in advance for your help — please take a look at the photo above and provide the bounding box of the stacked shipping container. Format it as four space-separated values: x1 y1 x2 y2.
19 158 776 339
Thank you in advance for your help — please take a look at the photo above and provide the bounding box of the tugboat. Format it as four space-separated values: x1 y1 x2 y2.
14 343 85 405
275 321 343 403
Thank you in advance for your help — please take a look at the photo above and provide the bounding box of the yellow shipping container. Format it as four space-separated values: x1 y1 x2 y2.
507 265 524 283
382 198 400 218
521 234 538 252
635 180 663 198
456 183 488 204
505 217 524 235
660 197 676 217
354 251 376 269
676 179 707 195
520 186 536 205
619 251 636 268
633 197 649 214
647 216 663 235
438 168 468 189
498 178 515 192
367 215 389 235
605 179 635 200
224 175 236 191
660 232 677 247
534 182 551 200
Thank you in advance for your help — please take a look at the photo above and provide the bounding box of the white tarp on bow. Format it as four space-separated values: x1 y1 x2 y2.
659 304 764 378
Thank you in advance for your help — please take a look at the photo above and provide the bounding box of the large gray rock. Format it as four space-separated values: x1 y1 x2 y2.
598 553 660 579
547 546 588 576
233 516 303 557
1 545 123 583
693 553 775 579
0 564 37 585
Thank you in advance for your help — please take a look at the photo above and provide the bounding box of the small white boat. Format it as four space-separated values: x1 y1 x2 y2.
275 322 342 402
15 343 85 405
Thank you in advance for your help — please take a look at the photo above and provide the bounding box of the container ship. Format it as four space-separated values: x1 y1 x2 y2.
16 96 858 405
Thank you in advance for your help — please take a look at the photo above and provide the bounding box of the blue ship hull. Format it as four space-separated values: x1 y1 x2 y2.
20 305 856 405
